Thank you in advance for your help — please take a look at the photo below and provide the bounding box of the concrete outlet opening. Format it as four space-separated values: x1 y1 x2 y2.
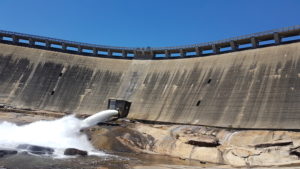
107 99 131 118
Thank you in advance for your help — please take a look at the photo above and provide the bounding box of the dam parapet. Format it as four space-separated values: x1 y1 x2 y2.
0 25 299 59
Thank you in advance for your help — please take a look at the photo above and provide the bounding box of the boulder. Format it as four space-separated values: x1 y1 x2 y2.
17 144 54 155
0 149 18 157
64 148 88 156
0 104 5 108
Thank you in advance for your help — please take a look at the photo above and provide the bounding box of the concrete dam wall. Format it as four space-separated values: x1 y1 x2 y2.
1 41 300 129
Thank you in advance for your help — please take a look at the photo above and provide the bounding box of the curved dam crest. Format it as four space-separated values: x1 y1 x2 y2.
0 42 300 129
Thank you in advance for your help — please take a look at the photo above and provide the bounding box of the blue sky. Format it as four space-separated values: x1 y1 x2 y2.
0 0 299 48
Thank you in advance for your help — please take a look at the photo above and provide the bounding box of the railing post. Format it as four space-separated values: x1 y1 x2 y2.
93 48 97 56
62 43 66 50
165 50 170 58
78 46 82 53
274 32 281 44
230 41 238 51
150 51 154 58
195 47 202 56
12 35 18 44
122 50 127 57
251 37 258 48
29 38 35 46
180 49 186 57
133 50 138 58
212 44 220 54
108 49 112 56
45 40 51 48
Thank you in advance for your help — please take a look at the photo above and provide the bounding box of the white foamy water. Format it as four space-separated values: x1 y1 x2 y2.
0 110 118 158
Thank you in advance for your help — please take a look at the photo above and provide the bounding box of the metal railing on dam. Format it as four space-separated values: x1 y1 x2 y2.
0 25 300 59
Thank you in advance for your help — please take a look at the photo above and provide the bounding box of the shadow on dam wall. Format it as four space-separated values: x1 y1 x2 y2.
0 42 300 129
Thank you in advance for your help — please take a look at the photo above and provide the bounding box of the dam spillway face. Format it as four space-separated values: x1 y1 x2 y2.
0 26 300 129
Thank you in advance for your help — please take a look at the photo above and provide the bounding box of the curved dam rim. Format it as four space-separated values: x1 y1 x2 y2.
0 25 299 51
4 39 298 59
1 25 300 59
0 41 250 63
0 40 295 63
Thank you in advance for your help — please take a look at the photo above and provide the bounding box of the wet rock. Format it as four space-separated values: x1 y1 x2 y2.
0 149 18 157
17 144 54 155
64 148 88 156
98 122 120 126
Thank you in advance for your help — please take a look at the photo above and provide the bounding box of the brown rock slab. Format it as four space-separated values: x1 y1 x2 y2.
64 148 87 156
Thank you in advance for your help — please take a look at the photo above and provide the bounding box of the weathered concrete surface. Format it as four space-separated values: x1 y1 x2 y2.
0 42 300 129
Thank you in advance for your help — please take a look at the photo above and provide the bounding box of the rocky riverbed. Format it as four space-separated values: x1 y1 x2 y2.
88 120 300 168
0 110 213 169
2 109 300 168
